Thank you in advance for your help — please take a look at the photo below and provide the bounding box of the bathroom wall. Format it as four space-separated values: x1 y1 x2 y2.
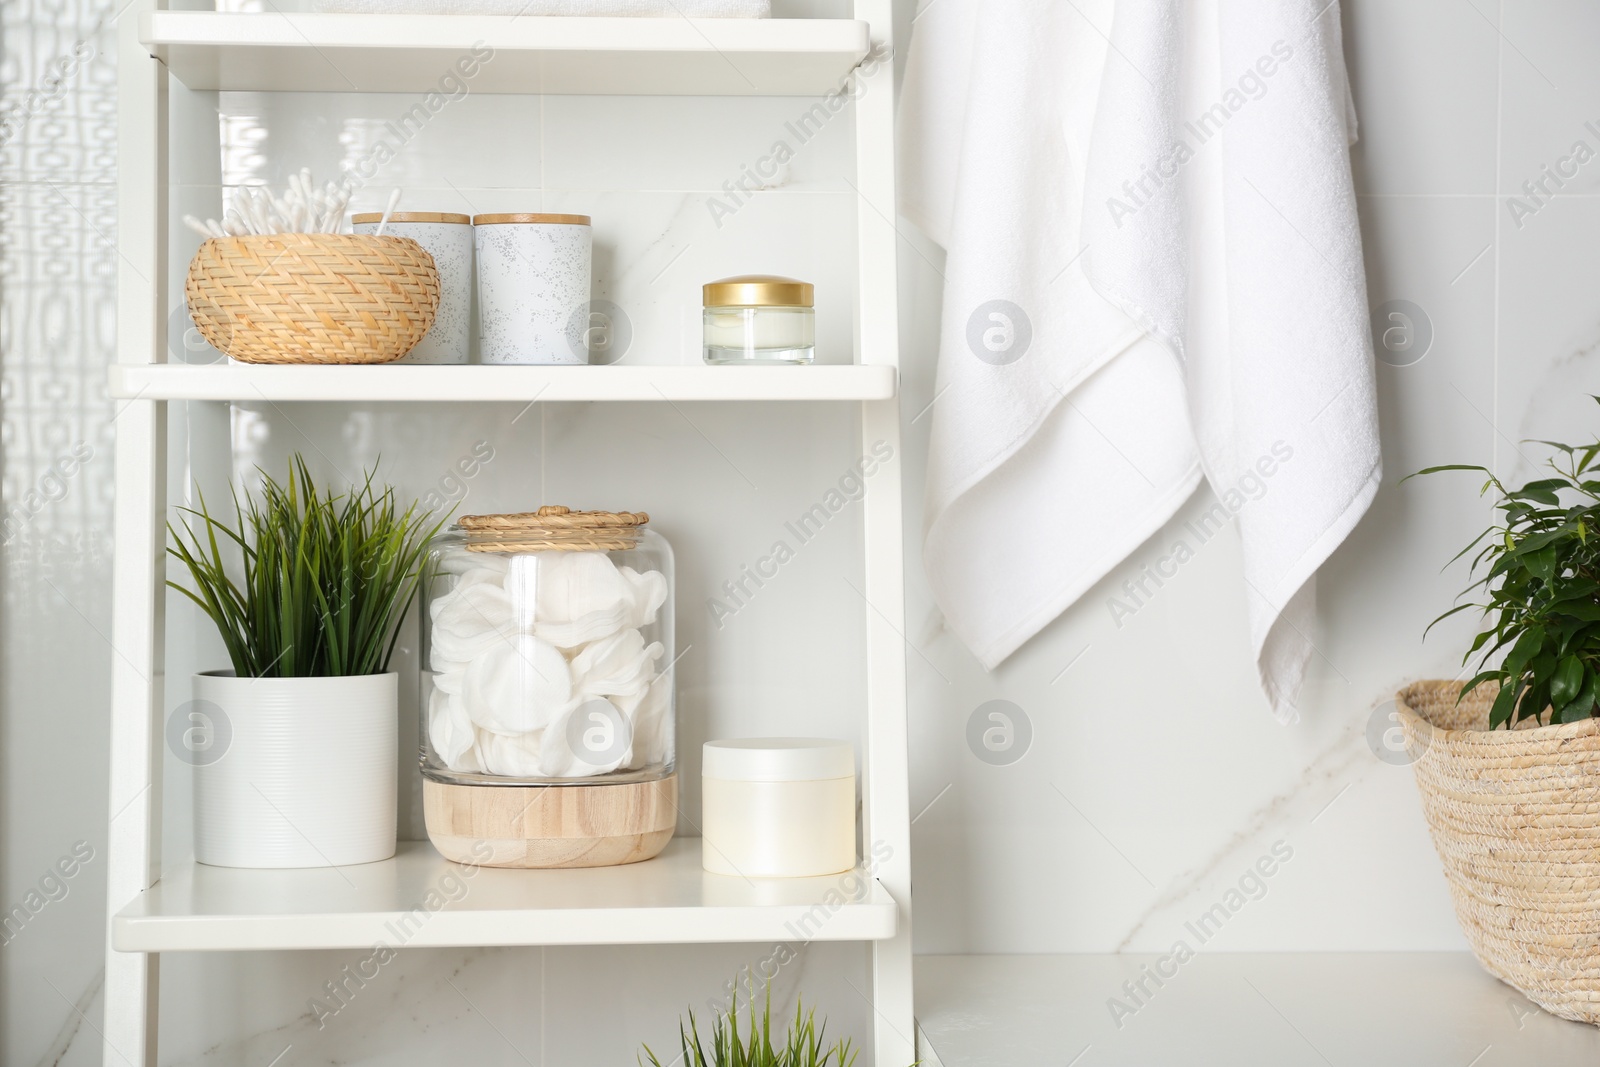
5 0 1597 1063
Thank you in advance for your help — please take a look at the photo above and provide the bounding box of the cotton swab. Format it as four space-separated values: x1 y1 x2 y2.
188 171 399 238
373 189 402 236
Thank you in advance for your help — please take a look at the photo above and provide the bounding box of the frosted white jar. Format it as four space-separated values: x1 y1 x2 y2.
352 211 472 364
474 212 592 365
702 738 855 878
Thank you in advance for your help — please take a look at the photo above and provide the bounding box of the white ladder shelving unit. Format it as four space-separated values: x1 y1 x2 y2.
105 5 913 1065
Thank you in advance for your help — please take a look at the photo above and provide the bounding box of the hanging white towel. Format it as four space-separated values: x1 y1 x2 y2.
901 0 1380 720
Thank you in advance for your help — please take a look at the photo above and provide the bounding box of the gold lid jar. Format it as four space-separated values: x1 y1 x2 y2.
702 274 816 365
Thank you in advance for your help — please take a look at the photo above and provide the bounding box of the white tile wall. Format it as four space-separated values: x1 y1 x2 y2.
7 0 1600 1063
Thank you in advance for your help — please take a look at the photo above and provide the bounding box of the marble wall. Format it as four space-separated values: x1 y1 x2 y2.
5 0 1599 1063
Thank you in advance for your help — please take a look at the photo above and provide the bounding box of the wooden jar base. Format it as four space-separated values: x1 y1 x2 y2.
423 774 678 869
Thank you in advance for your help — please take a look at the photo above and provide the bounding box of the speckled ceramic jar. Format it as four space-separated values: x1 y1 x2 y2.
473 213 592 365
352 212 472 364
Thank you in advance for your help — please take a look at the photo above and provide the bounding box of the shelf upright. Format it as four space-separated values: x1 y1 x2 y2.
106 0 168 1062
850 3 914 1065
103 3 912 1063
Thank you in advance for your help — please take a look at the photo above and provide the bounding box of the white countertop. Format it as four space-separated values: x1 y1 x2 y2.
915 953 1600 1067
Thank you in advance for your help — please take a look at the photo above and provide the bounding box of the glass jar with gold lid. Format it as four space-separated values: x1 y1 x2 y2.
702 274 815 364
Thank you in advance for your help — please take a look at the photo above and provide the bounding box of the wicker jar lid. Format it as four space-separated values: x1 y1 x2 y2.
457 505 649 552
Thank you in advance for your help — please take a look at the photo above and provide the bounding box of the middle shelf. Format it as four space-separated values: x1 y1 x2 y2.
114 838 896 952
109 363 897 402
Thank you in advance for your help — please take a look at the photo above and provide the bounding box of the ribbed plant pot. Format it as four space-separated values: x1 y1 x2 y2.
191 671 397 868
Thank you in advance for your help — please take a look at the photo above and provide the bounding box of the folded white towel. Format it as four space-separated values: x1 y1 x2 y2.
313 0 769 16
901 0 1381 720
901 0 1202 671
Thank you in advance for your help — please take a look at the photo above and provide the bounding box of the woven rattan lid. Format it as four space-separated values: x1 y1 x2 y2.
457 505 648 552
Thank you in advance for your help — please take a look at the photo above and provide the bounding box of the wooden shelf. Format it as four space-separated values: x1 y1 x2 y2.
113 839 895 952
108 362 897 402
915 954 1600 1067
141 12 872 95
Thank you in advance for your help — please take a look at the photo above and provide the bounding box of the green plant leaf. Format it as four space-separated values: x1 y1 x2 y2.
1525 545 1559 583
1503 626 1546 682
1552 654 1584 706
1488 679 1522 729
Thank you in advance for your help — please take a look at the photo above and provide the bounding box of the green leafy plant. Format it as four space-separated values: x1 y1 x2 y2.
1417 402 1600 728
640 981 876 1067
168 454 445 677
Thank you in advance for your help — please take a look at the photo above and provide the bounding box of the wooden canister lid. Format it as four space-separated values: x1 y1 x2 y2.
471 213 592 226
350 211 471 225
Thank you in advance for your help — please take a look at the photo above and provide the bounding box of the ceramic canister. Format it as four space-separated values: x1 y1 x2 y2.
351 211 472 364
473 213 593 365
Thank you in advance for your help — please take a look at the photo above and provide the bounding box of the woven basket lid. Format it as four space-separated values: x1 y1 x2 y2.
457 505 648 552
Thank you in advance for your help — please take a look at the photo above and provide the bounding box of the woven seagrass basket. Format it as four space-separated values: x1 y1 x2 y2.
184 233 440 364
1395 679 1600 1024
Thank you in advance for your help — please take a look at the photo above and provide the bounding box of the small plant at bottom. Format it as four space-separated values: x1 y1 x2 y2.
640 981 876 1067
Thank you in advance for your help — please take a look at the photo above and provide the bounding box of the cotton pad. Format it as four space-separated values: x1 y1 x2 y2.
427 687 480 771
464 634 573 734
571 628 664 699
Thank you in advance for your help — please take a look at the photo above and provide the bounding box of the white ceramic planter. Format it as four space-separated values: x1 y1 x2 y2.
191 671 397 868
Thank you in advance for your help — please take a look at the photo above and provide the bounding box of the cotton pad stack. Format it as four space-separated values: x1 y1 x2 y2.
426 549 669 777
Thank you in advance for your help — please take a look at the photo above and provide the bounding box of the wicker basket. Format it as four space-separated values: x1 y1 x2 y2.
184 233 441 364
1396 679 1600 1024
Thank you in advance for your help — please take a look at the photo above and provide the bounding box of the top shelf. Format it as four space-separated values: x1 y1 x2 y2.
141 12 872 95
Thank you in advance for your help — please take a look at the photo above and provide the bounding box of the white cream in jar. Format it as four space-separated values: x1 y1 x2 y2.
702 275 815 364
701 737 855 877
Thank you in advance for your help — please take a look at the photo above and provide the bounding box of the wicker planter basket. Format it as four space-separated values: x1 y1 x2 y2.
1395 679 1600 1024
184 233 440 364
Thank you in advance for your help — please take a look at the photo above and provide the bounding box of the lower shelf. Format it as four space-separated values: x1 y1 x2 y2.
915 953 1600 1067
113 838 894 952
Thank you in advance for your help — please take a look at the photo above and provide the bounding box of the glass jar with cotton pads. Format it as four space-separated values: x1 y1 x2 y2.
419 506 675 868
351 211 472 363
702 275 816 364
701 738 855 878
473 213 593 365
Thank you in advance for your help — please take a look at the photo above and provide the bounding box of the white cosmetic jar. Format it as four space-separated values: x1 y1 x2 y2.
351 211 473 364
473 212 593 365
701 738 855 878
